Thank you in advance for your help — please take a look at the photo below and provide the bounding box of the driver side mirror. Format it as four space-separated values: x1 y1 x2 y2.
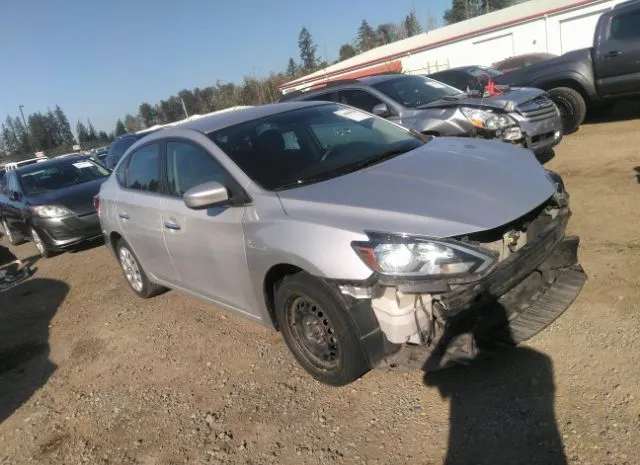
183 181 230 210
10 191 21 202
372 103 391 118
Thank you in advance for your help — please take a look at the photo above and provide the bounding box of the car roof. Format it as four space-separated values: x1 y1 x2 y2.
173 101 328 134
357 73 407 85
13 154 89 174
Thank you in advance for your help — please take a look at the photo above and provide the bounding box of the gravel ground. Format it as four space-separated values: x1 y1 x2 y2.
1 110 639 465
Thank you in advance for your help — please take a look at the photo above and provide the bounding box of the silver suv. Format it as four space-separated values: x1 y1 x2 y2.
97 101 586 386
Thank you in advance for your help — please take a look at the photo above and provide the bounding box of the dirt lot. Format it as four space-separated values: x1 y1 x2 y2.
1 112 639 465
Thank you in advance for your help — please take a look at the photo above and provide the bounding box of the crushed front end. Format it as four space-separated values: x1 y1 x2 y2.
455 94 563 155
336 172 586 371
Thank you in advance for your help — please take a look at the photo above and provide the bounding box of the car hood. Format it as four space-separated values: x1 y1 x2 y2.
27 178 107 216
276 137 556 238
420 87 547 111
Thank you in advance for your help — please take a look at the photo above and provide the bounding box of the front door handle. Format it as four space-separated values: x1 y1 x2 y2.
119 212 130 220
164 221 181 231
604 50 621 58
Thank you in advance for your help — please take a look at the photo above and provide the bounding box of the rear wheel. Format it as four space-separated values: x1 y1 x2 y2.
116 238 165 298
274 272 370 386
547 87 586 135
2 218 24 246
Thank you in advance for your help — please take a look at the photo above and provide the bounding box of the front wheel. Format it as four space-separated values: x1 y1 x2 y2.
547 87 586 135
30 227 52 258
274 272 370 386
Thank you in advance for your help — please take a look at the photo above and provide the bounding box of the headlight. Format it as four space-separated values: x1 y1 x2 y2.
352 233 497 277
460 107 514 131
30 205 74 218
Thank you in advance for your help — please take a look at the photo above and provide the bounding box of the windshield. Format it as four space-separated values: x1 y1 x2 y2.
18 158 110 195
466 66 502 78
207 103 427 191
372 75 462 108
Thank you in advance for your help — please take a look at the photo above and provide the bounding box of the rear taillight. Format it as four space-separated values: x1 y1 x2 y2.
93 195 100 214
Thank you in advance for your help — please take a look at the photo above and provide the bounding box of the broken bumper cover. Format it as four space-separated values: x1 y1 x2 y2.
337 206 587 371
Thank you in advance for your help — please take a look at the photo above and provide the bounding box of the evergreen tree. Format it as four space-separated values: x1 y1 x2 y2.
298 27 318 72
28 113 50 151
357 20 378 52
444 0 514 25
2 119 18 155
405 9 423 36
13 116 30 154
286 58 297 77
115 119 127 136
87 119 98 141
76 121 90 143
54 105 74 145
98 131 109 142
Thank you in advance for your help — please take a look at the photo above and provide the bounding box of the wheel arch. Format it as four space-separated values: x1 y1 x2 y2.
537 78 591 103
262 263 304 330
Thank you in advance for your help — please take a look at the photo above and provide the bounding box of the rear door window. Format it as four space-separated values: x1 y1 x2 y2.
125 143 161 193
337 89 385 113
611 10 640 40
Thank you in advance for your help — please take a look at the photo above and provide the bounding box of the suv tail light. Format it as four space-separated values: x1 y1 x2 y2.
93 195 100 214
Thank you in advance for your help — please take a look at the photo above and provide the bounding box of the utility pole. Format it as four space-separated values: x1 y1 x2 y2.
18 105 27 128
179 97 189 119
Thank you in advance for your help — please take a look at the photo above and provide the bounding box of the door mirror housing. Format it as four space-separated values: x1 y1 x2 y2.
372 103 391 118
183 181 230 210
10 191 21 201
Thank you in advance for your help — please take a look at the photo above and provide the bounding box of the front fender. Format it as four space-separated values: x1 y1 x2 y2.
243 219 375 322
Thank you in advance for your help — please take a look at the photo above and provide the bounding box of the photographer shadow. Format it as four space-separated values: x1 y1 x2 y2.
423 303 567 465
0 278 69 424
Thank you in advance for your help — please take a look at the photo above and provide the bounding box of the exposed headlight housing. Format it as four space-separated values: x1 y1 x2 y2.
352 233 497 278
30 205 74 218
460 107 514 131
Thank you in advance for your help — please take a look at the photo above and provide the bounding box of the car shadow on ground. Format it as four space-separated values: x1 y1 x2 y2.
0 278 69 424
583 100 640 125
536 149 555 165
422 304 567 465
633 167 640 184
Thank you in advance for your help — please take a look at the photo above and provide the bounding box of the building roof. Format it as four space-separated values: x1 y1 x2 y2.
279 0 609 91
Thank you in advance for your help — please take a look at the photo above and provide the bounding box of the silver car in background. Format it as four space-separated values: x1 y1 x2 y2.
97 101 586 386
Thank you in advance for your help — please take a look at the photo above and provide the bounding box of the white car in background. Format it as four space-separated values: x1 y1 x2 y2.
4 157 49 171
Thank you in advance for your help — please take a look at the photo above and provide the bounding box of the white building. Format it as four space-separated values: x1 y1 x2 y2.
279 0 625 94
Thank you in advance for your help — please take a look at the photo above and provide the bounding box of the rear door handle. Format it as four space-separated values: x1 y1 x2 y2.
119 212 130 220
164 222 181 231
604 50 621 58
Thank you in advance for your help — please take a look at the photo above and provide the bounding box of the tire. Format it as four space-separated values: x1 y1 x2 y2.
115 238 166 298
274 272 370 386
30 226 52 258
2 218 24 246
547 87 586 135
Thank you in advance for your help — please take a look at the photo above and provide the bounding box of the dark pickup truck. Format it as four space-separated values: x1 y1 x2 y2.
494 0 640 134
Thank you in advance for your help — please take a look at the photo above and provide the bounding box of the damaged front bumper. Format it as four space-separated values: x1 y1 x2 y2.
334 203 586 371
